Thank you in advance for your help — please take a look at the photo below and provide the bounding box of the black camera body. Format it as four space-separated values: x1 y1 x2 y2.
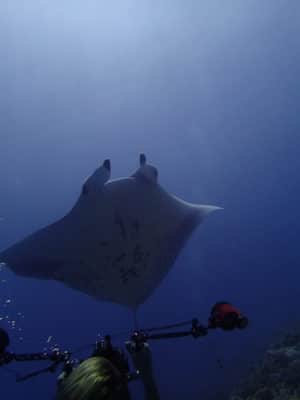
0 328 9 354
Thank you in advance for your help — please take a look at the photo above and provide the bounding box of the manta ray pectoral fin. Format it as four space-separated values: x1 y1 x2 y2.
196 205 223 218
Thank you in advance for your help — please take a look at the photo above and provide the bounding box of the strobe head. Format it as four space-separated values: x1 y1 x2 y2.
209 302 249 331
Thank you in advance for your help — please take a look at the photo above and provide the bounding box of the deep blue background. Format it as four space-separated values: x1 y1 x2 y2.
1 1 300 399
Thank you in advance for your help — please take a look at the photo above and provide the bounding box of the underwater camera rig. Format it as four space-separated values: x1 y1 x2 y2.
0 302 248 383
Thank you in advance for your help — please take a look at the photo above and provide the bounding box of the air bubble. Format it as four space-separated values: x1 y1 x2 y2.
1 268 25 340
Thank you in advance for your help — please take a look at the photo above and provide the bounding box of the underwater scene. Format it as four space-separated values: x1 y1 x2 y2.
1 1 300 399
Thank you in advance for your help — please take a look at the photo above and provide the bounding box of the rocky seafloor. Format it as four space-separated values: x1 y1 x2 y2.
230 330 300 400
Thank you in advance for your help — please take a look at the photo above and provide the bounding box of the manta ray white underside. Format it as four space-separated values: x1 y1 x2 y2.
0 155 221 308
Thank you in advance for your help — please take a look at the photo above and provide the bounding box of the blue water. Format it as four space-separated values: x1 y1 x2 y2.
1 1 300 399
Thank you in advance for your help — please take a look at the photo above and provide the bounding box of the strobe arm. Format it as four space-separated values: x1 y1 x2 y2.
131 319 208 349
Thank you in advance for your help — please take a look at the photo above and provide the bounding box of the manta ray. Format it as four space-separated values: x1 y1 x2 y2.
0 155 221 309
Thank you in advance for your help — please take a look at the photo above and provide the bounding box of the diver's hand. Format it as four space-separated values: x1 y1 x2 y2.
125 341 160 400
